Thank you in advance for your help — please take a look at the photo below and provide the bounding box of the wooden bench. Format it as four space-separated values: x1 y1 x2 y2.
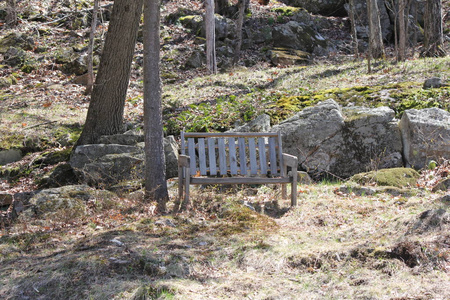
177 131 298 210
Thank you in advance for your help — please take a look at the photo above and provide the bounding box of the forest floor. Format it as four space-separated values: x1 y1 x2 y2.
1 0 450 299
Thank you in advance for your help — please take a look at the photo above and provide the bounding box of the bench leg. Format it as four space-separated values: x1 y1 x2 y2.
181 167 191 210
173 166 184 213
291 170 298 207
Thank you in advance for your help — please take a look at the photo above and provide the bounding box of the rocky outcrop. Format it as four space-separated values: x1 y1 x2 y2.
70 135 179 187
272 100 403 178
0 149 22 166
19 185 119 221
272 21 329 56
399 108 450 170
281 0 347 16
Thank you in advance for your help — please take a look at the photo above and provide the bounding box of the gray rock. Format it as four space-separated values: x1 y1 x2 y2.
272 21 329 55
0 32 34 53
399 108 450 170
0 149 22 165
229 114 272 133
71 144 143 169
423 77 445 89
20 185 118 220
285 0 347 16
273 100 403 178
3 47 27 67
70 136 179 187
99 134 144 145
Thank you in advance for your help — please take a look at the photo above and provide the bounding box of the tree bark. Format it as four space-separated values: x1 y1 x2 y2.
347 0 359 59
422 0 446 57
398 0 407 61
84 0 100 95
76 0 143 146
143 0 169 212
205 0 217 74
232 0 245 66
367 0 385 59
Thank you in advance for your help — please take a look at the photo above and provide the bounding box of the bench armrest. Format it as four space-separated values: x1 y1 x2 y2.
282 153 298 169
178 155 190 167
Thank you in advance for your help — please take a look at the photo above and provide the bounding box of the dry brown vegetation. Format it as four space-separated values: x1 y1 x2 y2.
1 181 449 299
1 0 450 299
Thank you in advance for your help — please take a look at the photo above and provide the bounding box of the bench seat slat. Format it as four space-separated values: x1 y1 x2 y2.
229 137 238 175
198 138 207 175
248 138 257 175
269 137 278 175
208 138 217 175
188 138 197 176
218 138 227 175
238 137 247 175
258 137 267 175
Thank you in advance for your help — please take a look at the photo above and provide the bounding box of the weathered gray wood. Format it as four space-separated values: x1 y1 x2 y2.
190 176 291 185
178 131 299 207
218 138 227 175
258 137 267 175
188 138 197 175
268 137 278 175
181 131 186 155
184 132 279 138
198 138 207 175
238 137 247 175
208 137 217 175
248 138 257 175
229 137 238 175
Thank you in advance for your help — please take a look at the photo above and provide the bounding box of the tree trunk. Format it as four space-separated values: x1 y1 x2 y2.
84 0 100 95
6 0 18 26
422 0 446 57
143 0 169 212
76 0 143 146
347 0 359 59
367 0 385 59
398 0 407 61
232 0 245 66
205 0 217 74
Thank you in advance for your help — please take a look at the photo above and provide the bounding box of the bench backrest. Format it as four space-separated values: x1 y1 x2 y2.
181 131 285 177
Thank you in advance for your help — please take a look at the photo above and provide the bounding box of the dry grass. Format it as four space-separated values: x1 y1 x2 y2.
1 182 448 299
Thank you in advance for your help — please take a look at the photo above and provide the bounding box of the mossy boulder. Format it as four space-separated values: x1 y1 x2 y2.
270 47 311 66
20 185 119 221
0 33 34 54
0 75 17 88
272 100 403 179
350 168 420 188
272 21 329 55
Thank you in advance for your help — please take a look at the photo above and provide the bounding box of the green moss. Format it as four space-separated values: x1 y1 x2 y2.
271 6 302 16
0 133 25 150
350 168 420 188
214 201 278 236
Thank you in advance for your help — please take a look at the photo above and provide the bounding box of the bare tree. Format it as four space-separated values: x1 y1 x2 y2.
76 0 143 146
398 0 407 61
347 0 359 59
232 0 245 66
422 0 447 57
205 0 217 74
367 0 385 60
84 0 100 95
143 0 169 212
